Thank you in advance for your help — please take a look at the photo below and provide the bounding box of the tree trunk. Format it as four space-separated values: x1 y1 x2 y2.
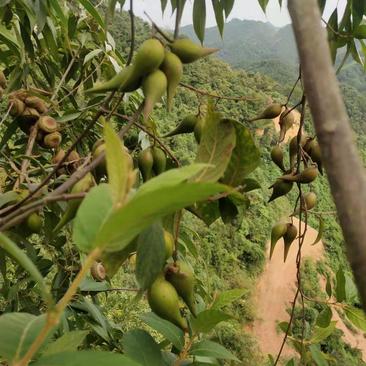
288 0 366 309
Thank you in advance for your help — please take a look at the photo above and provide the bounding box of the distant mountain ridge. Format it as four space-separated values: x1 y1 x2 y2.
181 19 298 70
181 19 366 92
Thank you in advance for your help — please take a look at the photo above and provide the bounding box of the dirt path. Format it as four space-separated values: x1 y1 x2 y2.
249 218 366 361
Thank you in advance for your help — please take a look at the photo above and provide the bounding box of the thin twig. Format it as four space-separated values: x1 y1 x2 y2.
50 56 76 102
14 124 39 190
0 193 87 231
144 12 173 43
126 0 135 66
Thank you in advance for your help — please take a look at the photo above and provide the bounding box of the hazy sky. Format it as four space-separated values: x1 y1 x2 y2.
124 0 347 29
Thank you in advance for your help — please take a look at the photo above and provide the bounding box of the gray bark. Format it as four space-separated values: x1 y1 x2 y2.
288 0 366 309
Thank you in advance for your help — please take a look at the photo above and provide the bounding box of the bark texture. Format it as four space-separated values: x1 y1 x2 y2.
288 0 366 308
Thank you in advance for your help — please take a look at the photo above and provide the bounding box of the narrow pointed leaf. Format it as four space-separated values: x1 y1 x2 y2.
193 0 206 44
104 123 128 206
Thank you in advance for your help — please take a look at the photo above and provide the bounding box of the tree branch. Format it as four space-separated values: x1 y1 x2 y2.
288 0 366 309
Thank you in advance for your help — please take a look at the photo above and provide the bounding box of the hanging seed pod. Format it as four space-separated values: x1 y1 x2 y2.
90 262 106 282
24 96 48 114
52 149 67 175
21 107 40 123
152 146 167 175
38 116 58 133
161 51 183 111
268 179 293 202
166 261 196 316
271 145 286 171
147 273 188 331
142 69 168 120
10 89 28 101
283 223 298 262
163 230 174 260
25 212 43 234
164 115 198 138
303 191 317 210
53 173 95 233
279 108 295 142
280 166 318 184
270 223 287 259
307 140 323 174
249 103 283 122
43 132 62 149
66 150 81 173
9 98 25 117
170 38 219 64
138 148 154 181
289 135 307 170
194 116 205 144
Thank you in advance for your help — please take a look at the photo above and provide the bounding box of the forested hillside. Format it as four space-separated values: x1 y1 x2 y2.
106 11 366 365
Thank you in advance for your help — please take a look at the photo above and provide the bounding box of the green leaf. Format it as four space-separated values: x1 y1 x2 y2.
325 274 332 298
278 321 290 334
0 233 50 304
311 216 323 245
193 0 206 44
222 123 260 187
309 345 329 366
49 0 68 31
43 331 89 356
352 0 365 28
73 184 113 253
192 310 232 333
317 0 326 14
222 0 234 18
212 0 224 37
211 288 246 309
242 178 261 192
94 166 227 252
354 24 366 39
136 222 166 290
195 113 236 183
79 278 110 292
0 313 52 363
316 306 332 328
161 0 168 13
32 351 140 366
190 340 239 361
310 322 336 344
83 49 103 64
285 359 295 366
344 305 366 332
0 191 18 208
140 312 185 351
336 267 346 302
77 0 105 30
190 200 221 226
122 329 163 366
0 24 21 57
258 0 269 13
104 123 129 206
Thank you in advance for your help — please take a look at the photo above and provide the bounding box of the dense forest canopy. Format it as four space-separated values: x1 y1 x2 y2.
0 1 366 366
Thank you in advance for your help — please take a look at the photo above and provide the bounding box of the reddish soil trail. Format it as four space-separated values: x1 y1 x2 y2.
250 218 366 362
